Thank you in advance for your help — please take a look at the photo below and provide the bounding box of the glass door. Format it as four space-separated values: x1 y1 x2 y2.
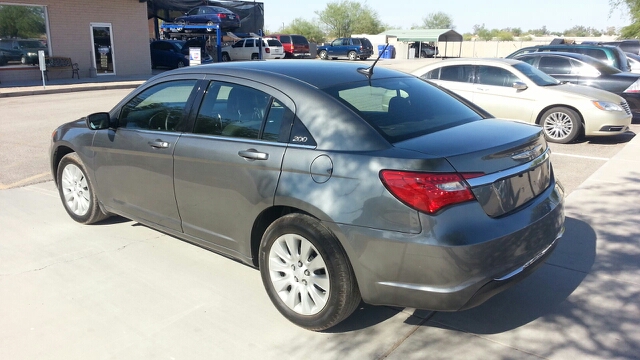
90 23 115 75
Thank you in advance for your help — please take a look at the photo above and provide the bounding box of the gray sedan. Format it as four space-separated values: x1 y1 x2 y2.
50 60 565 331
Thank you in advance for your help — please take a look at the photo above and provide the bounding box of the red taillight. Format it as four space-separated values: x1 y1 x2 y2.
380 170 482 214
217 13 227 19
265 48 270 53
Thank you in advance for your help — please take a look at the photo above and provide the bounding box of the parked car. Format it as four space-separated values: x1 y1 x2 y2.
410 42 439 58
174 5 240 33
265 34 310 58
317 37 374 60
506 43 632 72
0 43 22 66
603 39 640 55
626 52 640 74
50 60 565 331
182 37 214 64
514 52 640 120
413 58 632 143
0 38 48 65
221 38 284 61
150 40 212 69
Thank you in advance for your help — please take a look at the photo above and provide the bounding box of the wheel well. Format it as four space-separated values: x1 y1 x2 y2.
51 146 74 186
535 104 584 127
250 206 313 267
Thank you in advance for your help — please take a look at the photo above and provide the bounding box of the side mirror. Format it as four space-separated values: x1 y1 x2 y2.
86 112 111 130
513 81 528 90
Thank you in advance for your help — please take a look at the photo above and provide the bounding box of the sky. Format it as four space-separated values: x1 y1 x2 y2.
261 0 631 35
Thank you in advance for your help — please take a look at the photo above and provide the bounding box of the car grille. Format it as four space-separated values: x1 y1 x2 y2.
621 101 632 116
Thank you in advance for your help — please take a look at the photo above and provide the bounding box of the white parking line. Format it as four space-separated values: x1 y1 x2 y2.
551 152 610 161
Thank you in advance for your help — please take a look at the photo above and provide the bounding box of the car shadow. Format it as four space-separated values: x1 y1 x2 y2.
576 130 636 145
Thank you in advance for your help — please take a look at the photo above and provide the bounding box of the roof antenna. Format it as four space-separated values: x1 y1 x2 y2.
357 43 389 79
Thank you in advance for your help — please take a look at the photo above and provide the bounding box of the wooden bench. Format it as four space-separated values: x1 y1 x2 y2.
43 57 79 81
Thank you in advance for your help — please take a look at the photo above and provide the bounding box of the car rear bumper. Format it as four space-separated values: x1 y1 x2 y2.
326 179 565 311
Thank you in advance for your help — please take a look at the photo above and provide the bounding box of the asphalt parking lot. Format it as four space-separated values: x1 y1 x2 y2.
1 69 640 359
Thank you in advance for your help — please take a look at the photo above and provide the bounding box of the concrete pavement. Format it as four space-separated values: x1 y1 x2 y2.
1 58 639 359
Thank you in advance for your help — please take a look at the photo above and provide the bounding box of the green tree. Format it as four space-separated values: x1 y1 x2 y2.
420 11 455 29
315 0 385 38
282 18 326 44
610 0 640 37
0 5 46 39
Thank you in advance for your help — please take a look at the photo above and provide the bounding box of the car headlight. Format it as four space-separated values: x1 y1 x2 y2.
592 100 623 112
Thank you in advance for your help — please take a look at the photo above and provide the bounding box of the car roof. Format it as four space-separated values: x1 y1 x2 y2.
421 58 523 66
159 60 413 89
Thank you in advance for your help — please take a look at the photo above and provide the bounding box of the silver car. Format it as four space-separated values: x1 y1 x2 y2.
50 60 565 331
413 58 632 143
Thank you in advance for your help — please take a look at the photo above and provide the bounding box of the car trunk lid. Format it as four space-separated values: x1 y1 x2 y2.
394 119 552 217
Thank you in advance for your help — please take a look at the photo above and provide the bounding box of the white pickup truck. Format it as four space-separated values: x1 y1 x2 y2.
221 38 284 61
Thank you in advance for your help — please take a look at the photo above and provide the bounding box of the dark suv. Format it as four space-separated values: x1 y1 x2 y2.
265 34 310 58
506 43 631 72
317 37 374 61
0 38 48 65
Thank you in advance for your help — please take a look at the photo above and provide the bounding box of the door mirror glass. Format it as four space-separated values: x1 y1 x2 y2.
86 112 111 130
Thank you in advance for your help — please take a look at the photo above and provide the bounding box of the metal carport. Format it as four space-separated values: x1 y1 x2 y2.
381 29 463 58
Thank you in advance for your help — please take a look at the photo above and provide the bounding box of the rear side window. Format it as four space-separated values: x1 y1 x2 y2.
279 36 291 44
351 38 361 45
539 56 572 75
267 39 281 46
439 65 475 83
322 77 483 142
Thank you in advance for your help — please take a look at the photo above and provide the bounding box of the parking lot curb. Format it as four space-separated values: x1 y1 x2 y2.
0 82 144 98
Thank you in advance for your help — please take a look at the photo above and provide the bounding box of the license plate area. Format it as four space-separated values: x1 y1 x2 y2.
473 159 551 217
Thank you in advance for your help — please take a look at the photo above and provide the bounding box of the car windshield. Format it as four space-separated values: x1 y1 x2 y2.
322 77 483 143
512 62 560 86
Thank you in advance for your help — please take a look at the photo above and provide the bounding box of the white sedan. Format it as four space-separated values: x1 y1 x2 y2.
413 58 632 143
221 38 284 61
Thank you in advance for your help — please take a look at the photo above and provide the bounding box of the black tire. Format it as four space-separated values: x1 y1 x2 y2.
251 53 259 60
347 51 357 61
56 153 109 224
359 56 367 60
539 107 582 144
259 214 361 331
176 60 185 68
21 55 28 65
318 50 328 60
176 19 186 32
221 53 231 62
206 21 215 33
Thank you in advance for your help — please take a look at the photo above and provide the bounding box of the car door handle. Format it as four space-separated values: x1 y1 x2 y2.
148 140 170 149
238 149 269 160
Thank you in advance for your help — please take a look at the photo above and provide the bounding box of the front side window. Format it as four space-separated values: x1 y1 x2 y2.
193 82 292 141
477 66 521 87
323 77 483 143
119 80 197 131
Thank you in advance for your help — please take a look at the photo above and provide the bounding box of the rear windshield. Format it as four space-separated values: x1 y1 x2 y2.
322 77 483 143
291 35 308 46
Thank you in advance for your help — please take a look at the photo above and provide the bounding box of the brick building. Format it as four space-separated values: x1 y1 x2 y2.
0 0 151 82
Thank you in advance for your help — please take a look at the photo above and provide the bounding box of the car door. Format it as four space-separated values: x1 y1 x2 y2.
91 79 199 231
173 79 294 257
328 38 345 57
229 39 245 59
472 65 536 122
